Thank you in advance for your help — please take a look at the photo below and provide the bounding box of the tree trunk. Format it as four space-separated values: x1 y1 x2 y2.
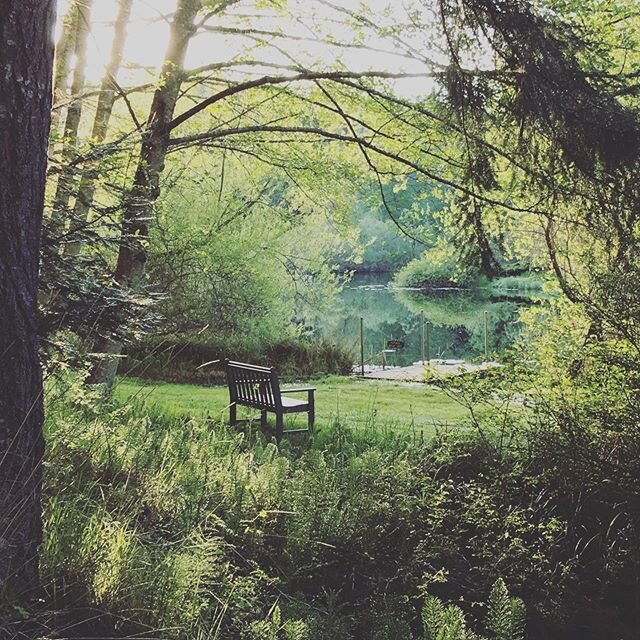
50 0 93 237
88 0 202 387
49 0 80 138
0 0 55 598
65 0 134 258
469 201 504 278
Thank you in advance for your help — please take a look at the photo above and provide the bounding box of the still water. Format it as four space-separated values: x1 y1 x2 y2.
321 274 529 367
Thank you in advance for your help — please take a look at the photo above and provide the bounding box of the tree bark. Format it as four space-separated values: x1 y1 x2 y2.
65 0 134 257
50 0 93 237
0 0 55 597
88 0 202 387
468 201 504 278
49 0 80 138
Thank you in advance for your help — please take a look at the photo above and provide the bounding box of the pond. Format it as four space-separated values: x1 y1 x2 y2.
320 273 532 367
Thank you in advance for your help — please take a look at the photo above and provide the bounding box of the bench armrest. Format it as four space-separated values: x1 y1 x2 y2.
282 387 316 394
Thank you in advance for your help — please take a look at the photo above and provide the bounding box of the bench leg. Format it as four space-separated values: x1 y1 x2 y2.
261 410 268 427
308 406 315 432
229 402 237 426
275 412 284 443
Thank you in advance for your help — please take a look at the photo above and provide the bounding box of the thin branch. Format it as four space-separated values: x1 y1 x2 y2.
168 123 553 216
314 80 426 245
168 69 436 131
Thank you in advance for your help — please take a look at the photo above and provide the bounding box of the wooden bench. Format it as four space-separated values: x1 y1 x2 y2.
224 359 315 442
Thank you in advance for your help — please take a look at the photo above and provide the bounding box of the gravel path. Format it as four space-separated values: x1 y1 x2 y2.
359 359 501 382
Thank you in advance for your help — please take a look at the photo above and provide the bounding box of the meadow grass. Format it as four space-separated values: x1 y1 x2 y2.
38 380 495 638
114 375 474 439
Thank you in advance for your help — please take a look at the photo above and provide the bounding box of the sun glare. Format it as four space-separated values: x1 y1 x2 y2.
55 0 440 99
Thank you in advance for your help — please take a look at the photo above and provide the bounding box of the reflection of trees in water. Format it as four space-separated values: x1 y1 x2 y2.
398 288 523 357
320 274 528 363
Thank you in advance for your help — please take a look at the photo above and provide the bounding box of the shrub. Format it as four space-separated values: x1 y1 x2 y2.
394 246 469 288
120 334 354 384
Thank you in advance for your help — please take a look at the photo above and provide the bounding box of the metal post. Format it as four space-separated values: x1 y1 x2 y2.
483 310 489 361
420 311 425 364
426 321 432 364
360 316 365 376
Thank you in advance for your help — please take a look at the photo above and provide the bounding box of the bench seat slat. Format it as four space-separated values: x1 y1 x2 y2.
281 397 308 409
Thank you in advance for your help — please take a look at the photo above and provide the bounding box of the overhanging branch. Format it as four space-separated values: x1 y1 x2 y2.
168 123 553 217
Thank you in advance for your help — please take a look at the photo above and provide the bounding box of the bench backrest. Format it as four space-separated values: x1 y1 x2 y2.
225 360 281 410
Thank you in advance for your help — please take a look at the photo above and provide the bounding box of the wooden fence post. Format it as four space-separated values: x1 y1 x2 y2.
484 310 489 361
360 316 365 376
420 311 425 364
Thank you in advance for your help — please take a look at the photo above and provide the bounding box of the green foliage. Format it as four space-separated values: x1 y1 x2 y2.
36 332 640 639
121 334 354 384
395 251 544 293
395 246 473 288
39 379 523 638
485 579 525 640
332 176 445 275
422 596 478 640
488 275 545 296
335 205 418 273
421 578 524 640
148 164 345 343
249 604 309 640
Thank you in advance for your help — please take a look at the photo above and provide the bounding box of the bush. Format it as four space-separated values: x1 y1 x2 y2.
394 246 478 289
120 334 355 384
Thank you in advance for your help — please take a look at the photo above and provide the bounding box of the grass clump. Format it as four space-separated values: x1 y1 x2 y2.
488 274 545 295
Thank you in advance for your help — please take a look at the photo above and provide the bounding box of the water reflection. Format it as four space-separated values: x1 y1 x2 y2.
321 274 528 367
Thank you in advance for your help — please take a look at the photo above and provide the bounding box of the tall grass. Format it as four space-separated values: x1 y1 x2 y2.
41 377 433 637
29 370 640 639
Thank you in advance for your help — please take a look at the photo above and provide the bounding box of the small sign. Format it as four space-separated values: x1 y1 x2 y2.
386 339 405 350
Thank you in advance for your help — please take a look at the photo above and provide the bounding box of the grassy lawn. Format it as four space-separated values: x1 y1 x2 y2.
115 375 476 438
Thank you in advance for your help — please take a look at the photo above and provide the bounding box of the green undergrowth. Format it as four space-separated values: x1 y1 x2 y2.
29 335 640 640
38 380 552 639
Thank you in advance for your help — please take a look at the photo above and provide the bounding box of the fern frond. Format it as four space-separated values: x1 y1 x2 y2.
422 595 446 640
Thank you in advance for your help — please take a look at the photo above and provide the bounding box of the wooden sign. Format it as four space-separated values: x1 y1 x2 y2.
386 339 405 350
